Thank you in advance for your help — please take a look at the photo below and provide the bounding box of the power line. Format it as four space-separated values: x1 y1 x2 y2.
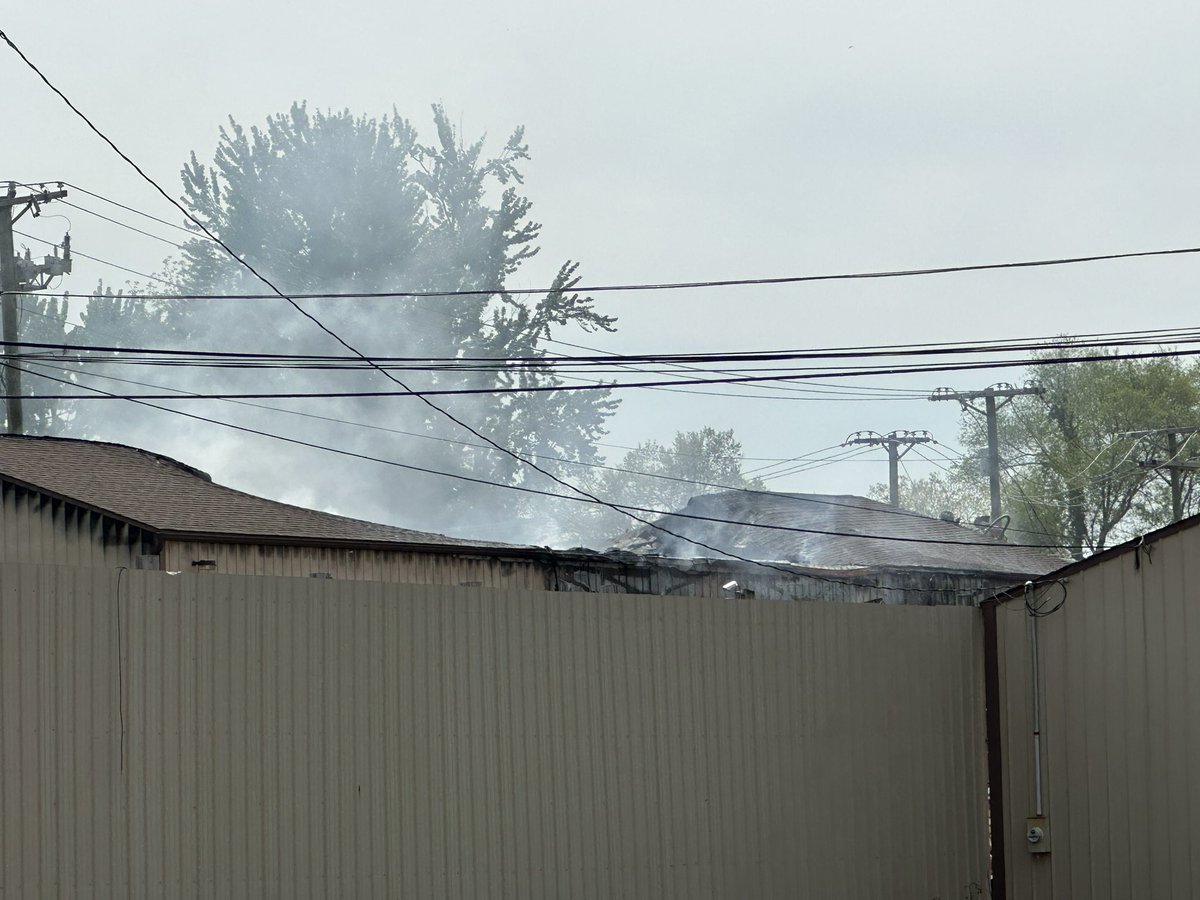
55 198 185 248
20 358 967 527
10 248 1200 300
11 361 1076 555
756 446 881 481
12 229 175 285
9 325 1200 366
10 305 833 464
15 185 931 405
0 29 813 577
19 181 198 236
11 343 1200 398
24 184 1200 299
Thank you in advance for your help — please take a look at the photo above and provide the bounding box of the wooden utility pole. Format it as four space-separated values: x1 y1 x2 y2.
930 383 1043 522
0 182 70 433
843 430 935 507
1130 426 1200 522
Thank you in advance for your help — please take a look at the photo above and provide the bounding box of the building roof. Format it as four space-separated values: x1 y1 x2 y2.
0 434 513 551
608 490 1067 577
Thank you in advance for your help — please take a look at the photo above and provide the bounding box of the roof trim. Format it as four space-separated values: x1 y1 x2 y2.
984 511 1200 606
155 528 551 558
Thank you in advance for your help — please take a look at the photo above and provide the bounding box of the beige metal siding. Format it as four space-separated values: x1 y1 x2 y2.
162 540 552 589
162 539 1006 605
996 525 1200 898
1 562 988 898
0 482 149 568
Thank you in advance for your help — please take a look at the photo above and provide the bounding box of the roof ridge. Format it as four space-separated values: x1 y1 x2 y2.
1 433 214 481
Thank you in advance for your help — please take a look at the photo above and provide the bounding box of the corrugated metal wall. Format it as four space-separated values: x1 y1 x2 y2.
162 540 552 590
163 539 1006 605
1 562 988 898
995 525 1200 898
0 483 152 568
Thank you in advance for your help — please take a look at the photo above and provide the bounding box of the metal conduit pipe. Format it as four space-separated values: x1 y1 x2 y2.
1026 581 1045 817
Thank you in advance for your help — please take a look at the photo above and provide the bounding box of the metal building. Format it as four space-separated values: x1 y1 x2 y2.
986 516 1200 898
0 435 1059 605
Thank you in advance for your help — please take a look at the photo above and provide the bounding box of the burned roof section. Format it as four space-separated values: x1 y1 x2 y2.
608 490 1067 578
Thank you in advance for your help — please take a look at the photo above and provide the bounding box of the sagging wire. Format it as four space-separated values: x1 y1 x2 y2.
1024 578 1068 618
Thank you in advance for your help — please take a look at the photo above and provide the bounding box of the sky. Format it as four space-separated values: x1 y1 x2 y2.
4 1 1200 538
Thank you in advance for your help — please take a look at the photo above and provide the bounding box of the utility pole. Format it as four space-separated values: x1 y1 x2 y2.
0 181 70 433
843 430 934 507
930 383 1043 522
1129 426 1200 522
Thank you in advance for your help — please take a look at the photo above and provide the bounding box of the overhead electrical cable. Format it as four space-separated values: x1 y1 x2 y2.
12 229 178 285
5 326 1197 362
14 343 1200 398
19 189 924 404
755 446 882 481
18 183 925 405
22 358 970 526
906 445 1065 543
11 249 1200 299
54 198 186 248
22 183 1200 298
51 182 199 236
17 189 932 402
0 29 827 575
11 361 1078 556
13 312 820 465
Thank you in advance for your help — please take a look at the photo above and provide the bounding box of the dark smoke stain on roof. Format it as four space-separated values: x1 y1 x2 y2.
608 491 1066 577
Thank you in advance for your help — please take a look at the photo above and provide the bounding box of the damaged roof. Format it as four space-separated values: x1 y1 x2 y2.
608 490 1067 577
0 434 516 550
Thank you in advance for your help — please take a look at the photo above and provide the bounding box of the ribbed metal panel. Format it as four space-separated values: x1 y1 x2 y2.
161 541 553 590
1 562 987 898
995 525 1200 898
162 539 1003 605
0 483 150 569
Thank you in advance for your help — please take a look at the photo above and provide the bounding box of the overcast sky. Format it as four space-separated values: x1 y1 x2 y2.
5 1 1200 533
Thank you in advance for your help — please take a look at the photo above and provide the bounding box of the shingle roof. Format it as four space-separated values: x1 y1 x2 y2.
608 490 1067 577
0 435 511 550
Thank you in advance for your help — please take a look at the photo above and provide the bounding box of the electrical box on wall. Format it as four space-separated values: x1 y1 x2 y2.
1026 816 1051 854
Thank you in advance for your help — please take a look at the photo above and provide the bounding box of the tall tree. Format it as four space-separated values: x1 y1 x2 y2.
5 291 73 435
867 469 987 522
954 350 1200 557
557 427 766 546
59 104 619 540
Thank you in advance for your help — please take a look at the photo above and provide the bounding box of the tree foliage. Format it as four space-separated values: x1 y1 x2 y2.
867 469 987 522
992 350 1200 556
894 350 1200 559
43 103 621 540
557 427 766 547
872 351 1200 559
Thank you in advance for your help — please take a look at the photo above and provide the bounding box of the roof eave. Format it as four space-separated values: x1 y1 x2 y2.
983 511 1200 607
155 529 580 560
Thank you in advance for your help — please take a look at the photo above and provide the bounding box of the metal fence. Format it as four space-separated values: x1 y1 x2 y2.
0 562 988 898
